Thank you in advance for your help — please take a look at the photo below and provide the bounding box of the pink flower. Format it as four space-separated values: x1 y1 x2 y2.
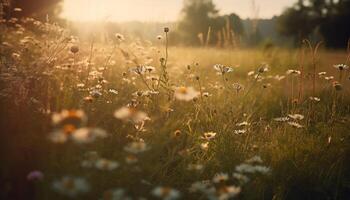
27 170 44 181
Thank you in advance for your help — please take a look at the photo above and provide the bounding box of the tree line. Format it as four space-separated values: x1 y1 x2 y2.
1 0 349 48
278 0 350 48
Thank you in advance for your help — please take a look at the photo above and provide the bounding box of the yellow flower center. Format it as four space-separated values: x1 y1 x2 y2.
178 87 188 94
63 124 76 135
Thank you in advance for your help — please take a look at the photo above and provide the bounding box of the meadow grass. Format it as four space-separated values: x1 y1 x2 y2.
0 19 350 200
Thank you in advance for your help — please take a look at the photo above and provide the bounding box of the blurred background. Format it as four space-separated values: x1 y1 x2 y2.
1 0 350 47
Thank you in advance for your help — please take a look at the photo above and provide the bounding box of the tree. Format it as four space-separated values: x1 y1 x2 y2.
277 1 318 45
177 0 219 45
1 0 62 21
210 13 244 47
177 0 244 46
318 0 350 48
278 0 350 48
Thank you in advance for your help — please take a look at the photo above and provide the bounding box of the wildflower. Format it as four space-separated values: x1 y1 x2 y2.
133 91 144 97
164 27 170 33
95 159 119 171
234 129 246 135
286 69 301 75
145 65 156 72
71 128 107 143
201 132 217 140
174 86 200 101
200 142 209 150
324 76 334 81
83 96 93 103
332 81 342 91
102 188 131 200
178 149 190 156
318 72 327 76
52 110 87 127
152 186 180 200
81 151 99 168
129 65 147 75
254 165 271 174
202 92 211 97
160 57 166 63
27 170 44 181
14 8 22 12
273 117 289 122
124 141 149 154
114 107 149 123
49 129 70 143
217 185 241 200
173 130 182 137
262 83 271 88
90 90 102 98
232 83 244 92
77 83 85 88
108 89 119 95
274 75 285 81
247 71 255 76
115 33 125 41
141 90 160 97
232 173 249 184
212 173 229 183
258 64 269 73
309 96 321 102
245 156 263 164
334 64 349 71
189 181 212 193
52 177 89 197
12 52 21 60
288 114 304 120
236 121 250 127
235 163 270 174
288 121 304 128
95 84 103 89
187 164 204 171
49 127 107 144
213 64 234 75
235 163 256 173
70 45 79 54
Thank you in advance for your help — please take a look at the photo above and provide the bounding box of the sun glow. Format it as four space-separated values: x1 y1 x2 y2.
61 0 178 22
61 0 294 22
62 0 119 22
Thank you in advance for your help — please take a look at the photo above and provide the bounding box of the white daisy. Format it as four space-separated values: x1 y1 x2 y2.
52 177 89 197
174 86 200 101
288 121 304 128
114 107 150 124
152 186 181 200
95 159 119 171
286 69 301 75
334 64 349 71
287 114 304 120
201 132 217 140
212 173 229 183
124 141 149 154
214 64 234 75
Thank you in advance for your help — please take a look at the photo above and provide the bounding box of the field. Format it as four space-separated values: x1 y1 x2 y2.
1 20 350 200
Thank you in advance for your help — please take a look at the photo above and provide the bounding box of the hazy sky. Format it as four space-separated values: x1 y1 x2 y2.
62 0 296 22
